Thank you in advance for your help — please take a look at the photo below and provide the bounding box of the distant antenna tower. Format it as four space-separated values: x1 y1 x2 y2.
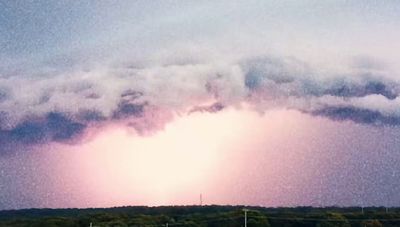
200 193 203 206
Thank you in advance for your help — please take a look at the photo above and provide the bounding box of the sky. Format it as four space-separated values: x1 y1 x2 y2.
1 0 400 210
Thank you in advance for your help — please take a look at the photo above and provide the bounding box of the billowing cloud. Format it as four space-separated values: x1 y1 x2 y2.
1 0 400 152
1 52 400 152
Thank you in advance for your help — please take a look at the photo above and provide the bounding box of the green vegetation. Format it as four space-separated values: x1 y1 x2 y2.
0 206 399 226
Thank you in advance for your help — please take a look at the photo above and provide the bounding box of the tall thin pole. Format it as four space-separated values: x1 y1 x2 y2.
243 209 248 227
200 193 203 206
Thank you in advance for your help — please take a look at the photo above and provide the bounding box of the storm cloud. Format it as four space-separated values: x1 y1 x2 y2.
1 54 400 150
1 0 400 151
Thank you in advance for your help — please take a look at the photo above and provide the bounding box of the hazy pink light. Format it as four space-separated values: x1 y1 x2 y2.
51 107 328 207
70 108 255 205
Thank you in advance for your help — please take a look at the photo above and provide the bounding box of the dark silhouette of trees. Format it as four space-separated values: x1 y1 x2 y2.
0 206 399 227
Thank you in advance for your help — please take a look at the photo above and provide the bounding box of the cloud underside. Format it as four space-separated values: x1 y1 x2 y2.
1 55 400 149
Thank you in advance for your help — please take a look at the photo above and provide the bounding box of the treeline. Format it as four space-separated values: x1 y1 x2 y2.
0 205 399 226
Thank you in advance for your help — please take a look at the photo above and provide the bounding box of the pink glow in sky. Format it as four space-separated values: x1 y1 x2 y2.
33 108 337 207
44 108 307 207
2 107 400 209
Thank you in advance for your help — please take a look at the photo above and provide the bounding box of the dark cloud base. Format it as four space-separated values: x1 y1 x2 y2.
0 112 85 146
311 106 400 126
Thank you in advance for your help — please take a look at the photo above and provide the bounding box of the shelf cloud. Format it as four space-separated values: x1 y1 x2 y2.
1 0 400 151
1 53 400 151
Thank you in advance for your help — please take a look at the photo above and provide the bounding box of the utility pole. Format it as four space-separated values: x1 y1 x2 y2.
361 206 364 215
243 209 249 227
200 193 203 206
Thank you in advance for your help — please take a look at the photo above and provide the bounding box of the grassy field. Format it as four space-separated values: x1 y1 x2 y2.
0 205 399 226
